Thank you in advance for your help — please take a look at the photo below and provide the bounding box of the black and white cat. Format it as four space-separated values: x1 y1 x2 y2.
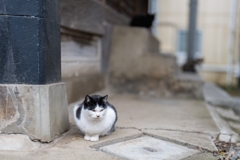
73 95 117 141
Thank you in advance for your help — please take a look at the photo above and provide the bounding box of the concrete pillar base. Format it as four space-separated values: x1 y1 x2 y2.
0 83 70 142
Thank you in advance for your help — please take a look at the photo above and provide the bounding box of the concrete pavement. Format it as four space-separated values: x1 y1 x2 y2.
0 87 231 160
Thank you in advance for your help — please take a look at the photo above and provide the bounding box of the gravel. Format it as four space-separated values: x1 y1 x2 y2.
214 140 240 160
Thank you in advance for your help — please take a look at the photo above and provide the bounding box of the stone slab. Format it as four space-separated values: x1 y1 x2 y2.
54 127 142 150
0 147 122 160
107 95 219 133
181 153 218 160
142 130 218 152
0 127 141 159
0 134 44 151
216 107 240 121
99 136 199 160
206 104 237 135
0 83 70 142
173 72 204 99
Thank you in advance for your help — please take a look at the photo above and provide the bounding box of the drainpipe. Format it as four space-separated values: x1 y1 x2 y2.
186 0 198 61
227 0 237 86
183 0 198 72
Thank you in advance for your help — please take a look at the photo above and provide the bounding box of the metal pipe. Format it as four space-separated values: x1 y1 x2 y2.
187 0 198 61
227 0 237 86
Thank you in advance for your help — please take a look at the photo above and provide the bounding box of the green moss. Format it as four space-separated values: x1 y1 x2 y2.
232 127 240 135
219 85 240 97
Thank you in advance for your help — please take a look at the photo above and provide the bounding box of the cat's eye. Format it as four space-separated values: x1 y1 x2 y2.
100 109 103 112
92 109 96 112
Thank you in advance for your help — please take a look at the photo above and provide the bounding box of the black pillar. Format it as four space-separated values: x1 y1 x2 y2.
187 0 198 61
0 0 61 85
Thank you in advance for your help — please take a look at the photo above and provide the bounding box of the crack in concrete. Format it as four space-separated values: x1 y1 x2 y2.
144 132 215 153
90 133 142 150
116 126 218 137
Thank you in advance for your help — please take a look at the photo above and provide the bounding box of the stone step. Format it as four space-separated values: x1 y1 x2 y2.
108 26 204 98
172 71 204 98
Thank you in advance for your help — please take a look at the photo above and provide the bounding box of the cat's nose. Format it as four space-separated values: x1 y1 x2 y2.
97 115 100 118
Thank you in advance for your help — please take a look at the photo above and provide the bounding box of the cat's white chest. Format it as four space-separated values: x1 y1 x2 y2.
75 106 116 136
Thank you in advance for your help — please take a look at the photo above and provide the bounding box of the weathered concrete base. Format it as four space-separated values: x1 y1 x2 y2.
0 83 70 142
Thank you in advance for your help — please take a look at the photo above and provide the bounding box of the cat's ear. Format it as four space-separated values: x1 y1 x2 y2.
102 95 108 103
84 95 91 103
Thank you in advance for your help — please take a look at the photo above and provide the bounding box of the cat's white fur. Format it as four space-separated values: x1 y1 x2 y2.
73 104 116 142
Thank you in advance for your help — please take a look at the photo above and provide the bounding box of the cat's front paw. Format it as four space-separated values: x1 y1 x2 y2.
90 136 99 142
84 135 91 141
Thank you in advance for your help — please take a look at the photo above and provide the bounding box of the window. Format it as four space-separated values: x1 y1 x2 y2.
177 30 202 57
176 30 202 65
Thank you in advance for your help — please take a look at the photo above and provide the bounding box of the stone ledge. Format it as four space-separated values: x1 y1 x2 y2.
0 83 70 142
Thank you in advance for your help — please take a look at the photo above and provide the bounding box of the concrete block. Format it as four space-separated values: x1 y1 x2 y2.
0 83 70 142
218 134 231 142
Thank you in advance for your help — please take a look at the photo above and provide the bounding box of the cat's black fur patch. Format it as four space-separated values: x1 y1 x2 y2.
106 101 117 133
84 95 108 110
76 104 82 120
130 14 155 28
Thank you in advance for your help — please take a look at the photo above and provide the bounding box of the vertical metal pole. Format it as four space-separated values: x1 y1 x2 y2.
227 0 237 86
187 0 198 60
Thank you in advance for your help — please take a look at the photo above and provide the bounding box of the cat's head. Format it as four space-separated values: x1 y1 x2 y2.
83 95 108 119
